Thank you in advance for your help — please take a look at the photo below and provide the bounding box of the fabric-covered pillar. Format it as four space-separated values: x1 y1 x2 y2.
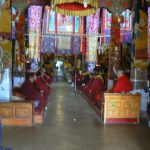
108 14 124 79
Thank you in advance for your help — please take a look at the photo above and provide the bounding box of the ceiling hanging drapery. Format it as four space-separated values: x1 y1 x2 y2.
12 0 28 13
51 0 98 16
98 0 133 14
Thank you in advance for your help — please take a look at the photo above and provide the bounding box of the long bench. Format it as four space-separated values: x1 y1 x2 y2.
0 102 33 127
79 89 141 124
0 99 49 126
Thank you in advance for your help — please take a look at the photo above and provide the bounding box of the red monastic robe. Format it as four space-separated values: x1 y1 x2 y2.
21 80 43 101
35 77 50 95
110 74 132 93
90 78 103 94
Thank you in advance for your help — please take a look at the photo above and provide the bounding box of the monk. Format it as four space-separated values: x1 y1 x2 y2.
110 70 132 93
34 71 51 96
21 73 44 101
41 68 53 84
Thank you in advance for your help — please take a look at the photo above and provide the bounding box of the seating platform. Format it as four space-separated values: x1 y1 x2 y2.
79 89 141 124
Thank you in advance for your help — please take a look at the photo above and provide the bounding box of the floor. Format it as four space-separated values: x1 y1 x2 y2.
1 82 150 150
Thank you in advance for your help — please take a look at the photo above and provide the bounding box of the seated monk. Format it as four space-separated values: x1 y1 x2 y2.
41 68 53 84
35 70 51 96
90 75 104 95
20 72 44 101
84 73 94 93
110 70 132 93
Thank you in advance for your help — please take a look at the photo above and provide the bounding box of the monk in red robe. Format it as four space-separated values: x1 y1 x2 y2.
110 70 132 93
21 73 44 101
41 68 53 84
35 71 51 96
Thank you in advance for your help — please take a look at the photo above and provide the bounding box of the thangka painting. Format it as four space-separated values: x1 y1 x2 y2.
57 14 74 33
133 0 148 60
41 7 56 53
28 5 42 60
56 14 73 54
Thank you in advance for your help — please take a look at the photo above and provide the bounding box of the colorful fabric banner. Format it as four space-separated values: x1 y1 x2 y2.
28 5 42 60
86 9 100 71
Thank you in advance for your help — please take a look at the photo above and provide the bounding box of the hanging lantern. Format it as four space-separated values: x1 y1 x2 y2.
51 0 98 16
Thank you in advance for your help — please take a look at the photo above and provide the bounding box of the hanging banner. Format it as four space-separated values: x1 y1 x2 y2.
86 9 100 71
28 5 42 60
41 7 56 54
88 36 97 62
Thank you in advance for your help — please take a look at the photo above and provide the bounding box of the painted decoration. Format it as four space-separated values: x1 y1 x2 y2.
28 5 42 60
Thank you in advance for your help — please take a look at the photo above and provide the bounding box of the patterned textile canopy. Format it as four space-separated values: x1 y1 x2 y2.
51 0 98 16
12 0 28 12
98 0 133 14
12 0 134 16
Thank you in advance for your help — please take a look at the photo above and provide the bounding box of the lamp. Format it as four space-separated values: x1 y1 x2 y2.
51 0 98 16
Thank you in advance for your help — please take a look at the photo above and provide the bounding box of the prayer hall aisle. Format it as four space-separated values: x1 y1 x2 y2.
2 82 150 150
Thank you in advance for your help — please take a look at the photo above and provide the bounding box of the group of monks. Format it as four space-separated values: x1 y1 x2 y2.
20 68 53 109
77 69 132 109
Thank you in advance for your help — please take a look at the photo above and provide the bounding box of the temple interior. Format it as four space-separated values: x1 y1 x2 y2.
0 0 150 150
